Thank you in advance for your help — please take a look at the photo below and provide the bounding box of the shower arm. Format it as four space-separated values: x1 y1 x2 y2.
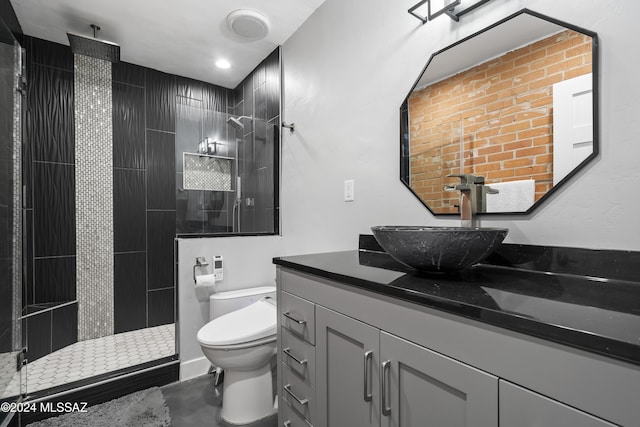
282 122 295 133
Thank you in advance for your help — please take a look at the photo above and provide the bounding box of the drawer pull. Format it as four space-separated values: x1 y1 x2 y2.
284 384 309 406
283 422 291 427
283 347 308 366
283 311 307 325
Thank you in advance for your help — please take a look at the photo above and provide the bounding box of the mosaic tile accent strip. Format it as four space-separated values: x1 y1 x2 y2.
12 43 23 350
74 55 114 341
183 153 233 191
0 324 175 398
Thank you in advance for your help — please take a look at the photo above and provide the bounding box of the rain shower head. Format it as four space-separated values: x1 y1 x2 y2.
67 24 120 63
227 117 244 131
226 115 253 131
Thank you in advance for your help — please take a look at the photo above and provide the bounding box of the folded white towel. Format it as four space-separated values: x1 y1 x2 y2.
485 179 535 213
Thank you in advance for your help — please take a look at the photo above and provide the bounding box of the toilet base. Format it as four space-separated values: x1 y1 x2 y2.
220 363 276 425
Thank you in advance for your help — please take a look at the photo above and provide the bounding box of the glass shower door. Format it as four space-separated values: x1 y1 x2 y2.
0 14 25 421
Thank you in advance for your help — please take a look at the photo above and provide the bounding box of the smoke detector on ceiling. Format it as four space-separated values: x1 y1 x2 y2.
226 9 270 41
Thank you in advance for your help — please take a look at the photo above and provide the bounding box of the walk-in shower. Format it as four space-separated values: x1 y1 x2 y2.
0 28 177 422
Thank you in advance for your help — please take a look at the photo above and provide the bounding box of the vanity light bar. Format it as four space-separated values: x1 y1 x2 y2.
408 0 492 25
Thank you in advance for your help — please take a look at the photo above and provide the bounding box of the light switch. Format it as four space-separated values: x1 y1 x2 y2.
344 179 355 202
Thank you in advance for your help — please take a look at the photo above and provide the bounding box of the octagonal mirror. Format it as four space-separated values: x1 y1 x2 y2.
400 9 598 215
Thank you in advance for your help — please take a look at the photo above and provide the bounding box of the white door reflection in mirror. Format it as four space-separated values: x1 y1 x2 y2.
552 73 593 185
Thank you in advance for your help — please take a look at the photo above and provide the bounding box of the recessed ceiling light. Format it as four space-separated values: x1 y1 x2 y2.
216 59 231 69
227 9 270 41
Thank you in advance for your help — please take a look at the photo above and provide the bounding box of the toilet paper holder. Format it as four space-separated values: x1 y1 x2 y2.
193 257 209 284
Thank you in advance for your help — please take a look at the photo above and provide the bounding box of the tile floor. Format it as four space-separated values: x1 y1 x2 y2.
0 351 19 398
163 374 278 427
0 324 175 398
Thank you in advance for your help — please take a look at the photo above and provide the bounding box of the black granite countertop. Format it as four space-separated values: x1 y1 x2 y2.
273 247 640 367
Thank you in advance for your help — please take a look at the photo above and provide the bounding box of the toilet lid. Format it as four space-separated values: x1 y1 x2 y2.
197 298 276 346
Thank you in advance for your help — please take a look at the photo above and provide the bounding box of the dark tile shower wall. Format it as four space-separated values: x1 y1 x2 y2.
112 62 147 333
112 62 233 333
232 49 280 234
23 36 77 361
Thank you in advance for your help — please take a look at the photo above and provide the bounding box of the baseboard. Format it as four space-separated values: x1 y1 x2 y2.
180 356 211 381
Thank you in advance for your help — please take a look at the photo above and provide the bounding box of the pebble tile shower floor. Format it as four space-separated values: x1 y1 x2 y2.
0 324 174 398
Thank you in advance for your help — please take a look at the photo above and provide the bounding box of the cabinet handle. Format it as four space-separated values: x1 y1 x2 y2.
363 350 373 402
283 311 307 325
283 421 292 427
283 347 308 366
284 384 309 406
381 360 391 416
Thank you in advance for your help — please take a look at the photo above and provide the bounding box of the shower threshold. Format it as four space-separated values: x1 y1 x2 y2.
0 324 175 399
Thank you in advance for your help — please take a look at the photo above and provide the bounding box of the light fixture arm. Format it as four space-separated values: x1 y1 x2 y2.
408 0 493 25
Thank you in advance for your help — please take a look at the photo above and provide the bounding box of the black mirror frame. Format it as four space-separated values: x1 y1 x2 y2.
400 8 599 217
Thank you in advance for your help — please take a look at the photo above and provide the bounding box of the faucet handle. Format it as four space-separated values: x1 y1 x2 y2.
484 185 499 194
447 174 485 185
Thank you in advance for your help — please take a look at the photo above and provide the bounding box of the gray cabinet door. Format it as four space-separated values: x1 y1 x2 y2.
500 380 617 427
316 306 381 427
380 332 498 427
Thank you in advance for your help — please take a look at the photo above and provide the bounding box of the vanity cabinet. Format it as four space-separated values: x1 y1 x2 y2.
316 306 498 427
277 267 633 427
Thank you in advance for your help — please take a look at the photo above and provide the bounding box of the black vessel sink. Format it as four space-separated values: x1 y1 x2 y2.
371 226 508 272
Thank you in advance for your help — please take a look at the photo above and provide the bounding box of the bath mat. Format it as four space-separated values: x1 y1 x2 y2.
27 387 170 427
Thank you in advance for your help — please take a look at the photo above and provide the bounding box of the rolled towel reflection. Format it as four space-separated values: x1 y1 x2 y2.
485 179 535 213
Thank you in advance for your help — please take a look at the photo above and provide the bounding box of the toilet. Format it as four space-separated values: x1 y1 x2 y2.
197 286 277 425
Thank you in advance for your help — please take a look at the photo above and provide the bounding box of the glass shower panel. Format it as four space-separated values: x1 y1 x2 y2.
176 101 278 235
176 102 237 234
0 16 24 415
175 102 280 234
240 118 277 233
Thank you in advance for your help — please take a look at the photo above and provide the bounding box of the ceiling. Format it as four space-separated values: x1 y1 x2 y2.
415 12 565 90
11 0 324 89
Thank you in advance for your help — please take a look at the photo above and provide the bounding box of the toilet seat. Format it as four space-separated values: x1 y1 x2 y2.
201 334 276 351
197 298 276 347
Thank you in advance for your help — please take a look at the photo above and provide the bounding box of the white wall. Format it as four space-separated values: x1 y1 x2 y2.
280 0 640 253
176 236 282 379
176 0 640 376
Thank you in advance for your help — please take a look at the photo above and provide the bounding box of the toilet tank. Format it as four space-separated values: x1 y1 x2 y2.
209 286 276 320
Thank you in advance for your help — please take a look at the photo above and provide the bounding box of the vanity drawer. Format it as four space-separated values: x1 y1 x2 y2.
282 364 316 424
281 399 313 427
282 328 316 385
281 291 315 345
